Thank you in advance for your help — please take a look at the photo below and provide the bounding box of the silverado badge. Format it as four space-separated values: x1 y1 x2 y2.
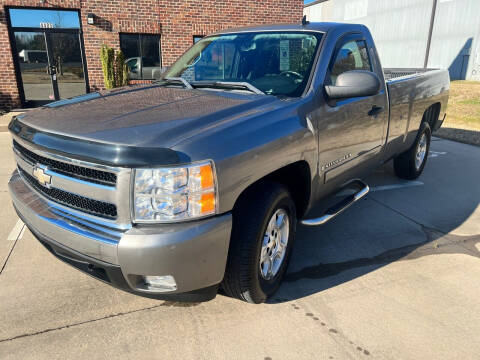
33 166 52 187
321 153 352 171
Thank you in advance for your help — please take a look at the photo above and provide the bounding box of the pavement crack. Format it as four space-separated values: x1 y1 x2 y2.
0 303 166 343
285 241 428 282
369 196 480 257
0 238 19 276
286 208 480 283
368 196 446 234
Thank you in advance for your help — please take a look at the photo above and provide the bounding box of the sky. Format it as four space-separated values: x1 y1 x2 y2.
9 8 80 28
304 0 317 4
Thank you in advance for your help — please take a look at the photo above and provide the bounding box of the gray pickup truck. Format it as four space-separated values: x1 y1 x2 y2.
8 22 449 303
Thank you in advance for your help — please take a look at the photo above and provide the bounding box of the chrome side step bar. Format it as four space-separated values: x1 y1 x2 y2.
301 180 369 226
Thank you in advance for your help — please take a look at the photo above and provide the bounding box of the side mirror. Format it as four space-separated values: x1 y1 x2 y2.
325 70 381 100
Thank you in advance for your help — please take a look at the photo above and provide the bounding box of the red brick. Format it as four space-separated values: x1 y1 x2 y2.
0 0 302 110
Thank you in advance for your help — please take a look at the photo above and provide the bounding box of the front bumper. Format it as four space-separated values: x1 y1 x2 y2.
9 170 232 300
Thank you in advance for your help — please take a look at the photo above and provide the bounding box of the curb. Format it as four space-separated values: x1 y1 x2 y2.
434 128 480 147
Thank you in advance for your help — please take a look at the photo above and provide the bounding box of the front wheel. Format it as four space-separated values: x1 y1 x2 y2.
394 122 431 180
222 182 296 303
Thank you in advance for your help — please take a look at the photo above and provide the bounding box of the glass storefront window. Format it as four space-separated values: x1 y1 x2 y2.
9 8 80 29
120 34 161 80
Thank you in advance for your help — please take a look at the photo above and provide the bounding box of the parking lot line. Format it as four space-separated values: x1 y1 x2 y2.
429 151 447 158
7 219 25 241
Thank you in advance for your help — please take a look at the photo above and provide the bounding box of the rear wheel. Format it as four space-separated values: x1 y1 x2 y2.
394 122 431 180
222 182 296 304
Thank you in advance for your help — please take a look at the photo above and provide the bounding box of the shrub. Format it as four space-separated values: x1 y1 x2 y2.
115 50 128 87
100 45 115 89
100 45 128 89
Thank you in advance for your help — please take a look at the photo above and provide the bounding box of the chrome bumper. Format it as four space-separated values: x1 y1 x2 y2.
9 170 232 294
9 170 121 263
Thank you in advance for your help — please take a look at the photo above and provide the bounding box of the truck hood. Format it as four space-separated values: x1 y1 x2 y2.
14 84 279 149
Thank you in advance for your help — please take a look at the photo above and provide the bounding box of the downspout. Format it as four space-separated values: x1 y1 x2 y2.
424 0 438 68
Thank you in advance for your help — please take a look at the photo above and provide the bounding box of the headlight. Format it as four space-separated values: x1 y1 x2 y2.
133 161 217 222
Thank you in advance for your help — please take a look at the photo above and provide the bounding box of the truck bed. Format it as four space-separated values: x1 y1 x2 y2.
383 68 440 81
383 68 450 159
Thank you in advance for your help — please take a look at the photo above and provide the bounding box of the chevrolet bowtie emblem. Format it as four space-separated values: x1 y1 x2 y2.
33 166 52 187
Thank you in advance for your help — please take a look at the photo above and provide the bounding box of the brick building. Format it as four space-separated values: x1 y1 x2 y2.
0 1 302 110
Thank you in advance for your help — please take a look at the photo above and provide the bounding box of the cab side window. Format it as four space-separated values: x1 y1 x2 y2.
328 40 371 85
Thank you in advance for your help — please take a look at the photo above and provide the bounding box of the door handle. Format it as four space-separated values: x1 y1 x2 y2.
368 105 384 117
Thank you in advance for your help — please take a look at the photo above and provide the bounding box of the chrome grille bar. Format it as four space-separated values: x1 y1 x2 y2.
13 140 117 185
19 168 118 219
12 136 133 228
14 149 118 205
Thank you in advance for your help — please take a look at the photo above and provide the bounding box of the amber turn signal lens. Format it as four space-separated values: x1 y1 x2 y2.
200 192 215 213
200 164 214 189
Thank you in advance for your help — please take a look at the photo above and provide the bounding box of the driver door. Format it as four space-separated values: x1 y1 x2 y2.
317 34 388 183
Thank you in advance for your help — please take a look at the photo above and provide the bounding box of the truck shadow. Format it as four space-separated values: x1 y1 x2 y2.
268 152 480 303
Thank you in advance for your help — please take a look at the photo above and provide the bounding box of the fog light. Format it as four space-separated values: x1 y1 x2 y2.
143 275 177 292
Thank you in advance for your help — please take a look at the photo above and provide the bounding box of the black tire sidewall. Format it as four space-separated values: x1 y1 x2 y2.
249 188 296 302
410 122 432 177
394 121 432 180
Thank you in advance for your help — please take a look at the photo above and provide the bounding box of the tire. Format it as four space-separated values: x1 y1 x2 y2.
221 182 296 304
394 122 431 180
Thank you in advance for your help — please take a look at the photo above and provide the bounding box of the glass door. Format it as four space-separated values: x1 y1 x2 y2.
8 8 88 106
48 32 86 99
13 31 53 102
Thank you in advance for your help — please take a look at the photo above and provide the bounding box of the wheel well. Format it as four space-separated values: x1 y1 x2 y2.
233 161 311 219
423 102 441 130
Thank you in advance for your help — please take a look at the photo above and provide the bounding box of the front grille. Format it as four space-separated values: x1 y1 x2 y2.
13 141 117 186
20 168 117 219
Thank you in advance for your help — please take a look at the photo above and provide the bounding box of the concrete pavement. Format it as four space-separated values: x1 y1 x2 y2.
0 133 479 359
0 112 24 133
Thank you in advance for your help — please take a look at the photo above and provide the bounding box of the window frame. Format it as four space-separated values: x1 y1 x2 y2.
119 33 162 80
193 35 204 44
324 33 373 87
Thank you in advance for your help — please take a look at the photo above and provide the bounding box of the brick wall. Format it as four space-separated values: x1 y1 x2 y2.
0 0 303 110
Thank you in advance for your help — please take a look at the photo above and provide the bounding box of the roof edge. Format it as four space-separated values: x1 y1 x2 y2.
304 0 329 8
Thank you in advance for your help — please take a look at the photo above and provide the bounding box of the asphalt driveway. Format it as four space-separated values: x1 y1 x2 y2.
0 133 479 359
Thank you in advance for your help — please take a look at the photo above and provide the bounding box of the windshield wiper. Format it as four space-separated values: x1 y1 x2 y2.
191 81 264 95
159 77 193 89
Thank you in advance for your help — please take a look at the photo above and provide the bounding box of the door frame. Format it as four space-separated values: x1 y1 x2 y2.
5 6 90 107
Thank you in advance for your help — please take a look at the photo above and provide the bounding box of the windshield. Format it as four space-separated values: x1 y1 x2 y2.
163 31 322 97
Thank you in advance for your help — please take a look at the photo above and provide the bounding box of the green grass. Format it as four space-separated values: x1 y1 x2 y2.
444 81 480 131
459 98 480 106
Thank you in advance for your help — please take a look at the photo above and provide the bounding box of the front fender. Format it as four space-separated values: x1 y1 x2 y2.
173 107 318 214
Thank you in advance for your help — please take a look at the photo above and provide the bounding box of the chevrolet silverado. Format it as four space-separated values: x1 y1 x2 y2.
8 22 450 303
